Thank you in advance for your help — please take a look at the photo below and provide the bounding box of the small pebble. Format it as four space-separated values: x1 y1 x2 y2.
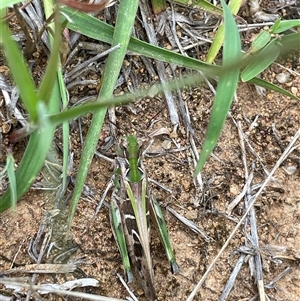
181 179 190 191
283 165 297 175
185 210 197 220
276 72 290 84
291 86 298 96
162 140 172 150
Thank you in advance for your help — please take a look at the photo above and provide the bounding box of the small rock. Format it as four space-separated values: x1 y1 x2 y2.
185 210 197 220
230 184 240 195
181 179 190 191
283 165 297 175
284 198 294 205
161 140 172 150
291 86 298 96
276 72 290 84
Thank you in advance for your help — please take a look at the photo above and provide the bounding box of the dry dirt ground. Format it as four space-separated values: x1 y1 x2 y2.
1 1 300 301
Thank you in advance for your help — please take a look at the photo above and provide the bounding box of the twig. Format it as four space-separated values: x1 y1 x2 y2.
0 277 126 301
237 118 266 300
65 44 120 83
264 266 292 289
0 263 77 275
116 273 138 301
218 254 246 301
139 0 179 127
167 206 210 242
226 172 253 215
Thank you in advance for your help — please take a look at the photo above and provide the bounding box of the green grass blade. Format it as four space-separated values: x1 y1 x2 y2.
59 76 70 193
241 38 280 82
61 6 220 77
38 8 62 105
0 84 60 212
0 4 62 211
46 73 205 127
0 21 39 123
249 77 299 101
271 19 300 34
173 0 223 15
206 0 243 63
195 0 241 175
68 0 140 227
44 0 70 194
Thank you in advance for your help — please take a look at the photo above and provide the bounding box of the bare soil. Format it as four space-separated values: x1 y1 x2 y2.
1 1 300 301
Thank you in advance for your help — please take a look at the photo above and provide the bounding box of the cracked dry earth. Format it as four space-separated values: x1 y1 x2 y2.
1 2 300 301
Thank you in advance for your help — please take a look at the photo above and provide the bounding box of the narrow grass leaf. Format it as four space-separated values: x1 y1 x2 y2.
0 21 39 122
241 39 280 82
206 0 243 63
38 8 62 105
0 83 60 212
61 6 220 77
271 19 300 34
249 77 300 101
0 3 61 211
47 73 207 127
173 0 223 15
44 0 70 193
195 0 241 175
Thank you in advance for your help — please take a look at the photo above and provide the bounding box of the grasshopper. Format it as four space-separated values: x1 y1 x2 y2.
110 135 179 300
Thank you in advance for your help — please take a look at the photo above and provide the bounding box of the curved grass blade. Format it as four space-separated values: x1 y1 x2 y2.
195 0 241 175
0 21 39 123
241 38 280 82
0 85 60 212
271 19 300 34
0 154 17 208
206 0 243 63
249 77 299 101
0 5 62 211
